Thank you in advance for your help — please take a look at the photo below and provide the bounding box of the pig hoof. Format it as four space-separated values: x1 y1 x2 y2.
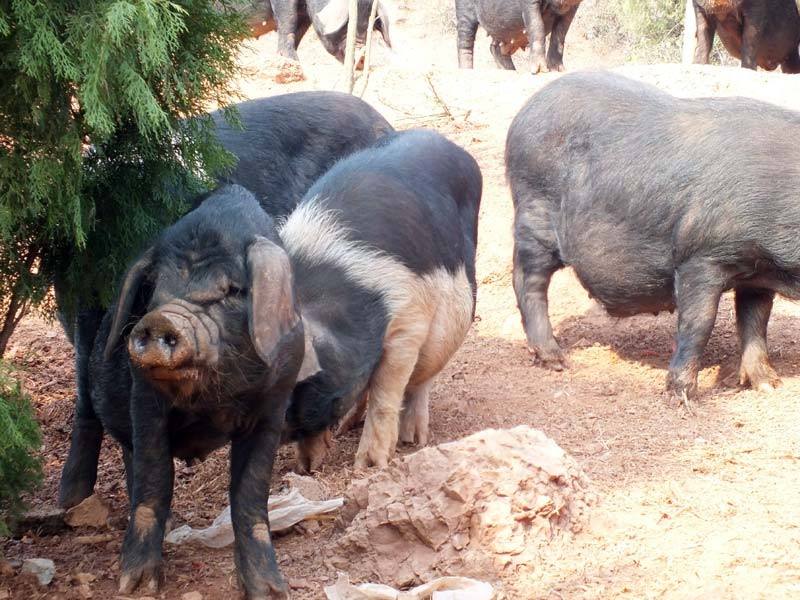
531 60 549 75
294 430 332 474
529 346 568 371
398 407 429 447
353 450 389 470
739 362 781 393
118 563 161 594
399 427 427 446
247 583 290 600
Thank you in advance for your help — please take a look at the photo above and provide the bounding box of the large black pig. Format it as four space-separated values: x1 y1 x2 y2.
246 0 392 63
58 91 393 510
691 0 800 72
507 71 798 404
455 0 583 74
90 185 303 598
211 92 394 219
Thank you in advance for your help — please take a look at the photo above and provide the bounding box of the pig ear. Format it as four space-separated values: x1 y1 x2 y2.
316 0 350 35
247 236 300 365
104 248 154 361
375 3 391 48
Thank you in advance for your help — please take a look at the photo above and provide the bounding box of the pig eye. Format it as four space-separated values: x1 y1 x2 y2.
227 284 245 298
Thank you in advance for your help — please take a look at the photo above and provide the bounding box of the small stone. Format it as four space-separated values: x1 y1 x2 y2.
65 495 109 529
182 592 203 600
0 589 9 599
21 558 56 586
281 472 328 501
73 572 96 585
288 578 313 590
77 583 93 599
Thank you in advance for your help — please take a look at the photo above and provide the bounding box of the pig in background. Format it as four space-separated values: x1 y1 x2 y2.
507 71 800 404
455 0 583 74
57 91 393 509
689 0 800 73
210 91 394 219
57 128 481 597
246 0 392 64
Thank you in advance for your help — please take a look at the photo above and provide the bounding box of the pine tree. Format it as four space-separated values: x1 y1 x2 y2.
0 0 249 353
0 365 41 535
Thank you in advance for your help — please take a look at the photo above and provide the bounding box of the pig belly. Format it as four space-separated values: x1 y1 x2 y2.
169 415 230 462
562 226 676 318
409 265 474 386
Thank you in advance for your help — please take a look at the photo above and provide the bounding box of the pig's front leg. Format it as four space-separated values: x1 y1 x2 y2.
230 397 291 599
523 1 548 74
118 380 174 595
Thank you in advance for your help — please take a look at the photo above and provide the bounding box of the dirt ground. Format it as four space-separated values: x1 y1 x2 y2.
4 2 800 599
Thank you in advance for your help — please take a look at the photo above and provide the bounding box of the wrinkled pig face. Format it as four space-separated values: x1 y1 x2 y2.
105 210 299 407
128 247 250 399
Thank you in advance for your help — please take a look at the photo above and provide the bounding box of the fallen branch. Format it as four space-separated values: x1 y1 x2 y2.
425 73 455 121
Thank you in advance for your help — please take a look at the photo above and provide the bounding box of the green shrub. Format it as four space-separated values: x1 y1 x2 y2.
0 0 249 354
584 0 735 65
0 366 42 536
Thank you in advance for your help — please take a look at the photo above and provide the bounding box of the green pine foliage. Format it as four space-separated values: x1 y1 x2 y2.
0 365 42 536
0 0 249 351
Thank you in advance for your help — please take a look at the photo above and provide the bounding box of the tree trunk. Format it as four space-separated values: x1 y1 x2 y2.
0 249 39 357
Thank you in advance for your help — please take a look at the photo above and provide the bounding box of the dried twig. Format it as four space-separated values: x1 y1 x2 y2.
424 73 455 121
357 0 380 97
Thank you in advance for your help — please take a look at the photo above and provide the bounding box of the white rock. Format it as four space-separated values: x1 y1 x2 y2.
21 558 55 586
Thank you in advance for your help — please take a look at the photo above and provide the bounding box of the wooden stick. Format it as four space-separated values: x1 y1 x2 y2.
342 0 360 93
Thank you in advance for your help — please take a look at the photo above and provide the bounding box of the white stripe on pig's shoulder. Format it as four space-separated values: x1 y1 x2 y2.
315 0 350 35
279 199 419 315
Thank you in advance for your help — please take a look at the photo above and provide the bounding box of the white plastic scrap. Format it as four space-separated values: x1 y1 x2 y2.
324 572 494 600
165 488 343 548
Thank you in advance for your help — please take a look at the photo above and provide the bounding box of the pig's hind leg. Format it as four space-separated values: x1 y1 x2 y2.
735 287 781 392
58 308 105 508
667 259 726 405
399 379 433 446
513 209 567 370
354 344 419 468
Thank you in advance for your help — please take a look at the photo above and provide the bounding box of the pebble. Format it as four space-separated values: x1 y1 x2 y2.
21 558 56 586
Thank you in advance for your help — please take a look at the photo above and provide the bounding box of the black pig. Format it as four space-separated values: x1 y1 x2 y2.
211 92 393 219
246 0 392 63
455 0 583 73
59 129 480 594
281 129 481 470
691 0 800 72
89 185 303 598
507 71 799 404
58 91 393 509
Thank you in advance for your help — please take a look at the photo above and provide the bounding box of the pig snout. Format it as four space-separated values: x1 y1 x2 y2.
128 301 220 378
